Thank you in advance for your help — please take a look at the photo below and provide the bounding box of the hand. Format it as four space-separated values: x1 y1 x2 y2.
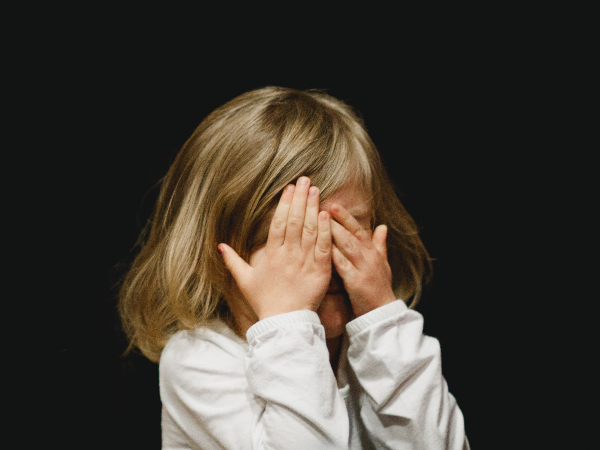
330 204 396 317
218 177 333 320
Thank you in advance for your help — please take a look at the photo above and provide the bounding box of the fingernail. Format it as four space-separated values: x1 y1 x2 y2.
284 185 295 194
309 186 318 197
217 245 223 255
319 211 329 221
298 176 309 187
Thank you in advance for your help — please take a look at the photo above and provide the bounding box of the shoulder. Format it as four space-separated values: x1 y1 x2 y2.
159 325 256 448
160 321 249 390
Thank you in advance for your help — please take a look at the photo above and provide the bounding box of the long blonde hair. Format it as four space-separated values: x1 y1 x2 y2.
119 86 432 362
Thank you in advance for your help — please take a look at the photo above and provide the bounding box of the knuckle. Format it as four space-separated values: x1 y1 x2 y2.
355 229 368 240
303 223 317 237
316 240 330 254
287 216 303 228
337 256 350 270
271 217 286 230
342 238 356 253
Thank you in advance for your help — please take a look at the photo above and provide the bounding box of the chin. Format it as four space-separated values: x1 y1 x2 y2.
317 293 352 339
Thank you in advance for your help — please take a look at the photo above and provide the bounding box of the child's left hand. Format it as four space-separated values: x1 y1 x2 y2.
329 204 397 317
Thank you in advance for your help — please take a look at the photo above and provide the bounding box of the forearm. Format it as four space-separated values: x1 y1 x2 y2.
245 310 349 449
347 300 468 450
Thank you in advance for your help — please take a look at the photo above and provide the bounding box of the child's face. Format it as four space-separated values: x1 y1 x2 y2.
248 180 372 339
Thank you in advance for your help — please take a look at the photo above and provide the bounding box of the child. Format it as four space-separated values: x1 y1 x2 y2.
119 86 470 449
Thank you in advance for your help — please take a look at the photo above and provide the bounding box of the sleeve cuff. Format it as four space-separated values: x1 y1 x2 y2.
246 309 322 343
345 299 409 337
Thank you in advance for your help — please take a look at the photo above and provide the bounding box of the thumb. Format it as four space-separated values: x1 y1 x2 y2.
218 243 252 288
372 225 388 258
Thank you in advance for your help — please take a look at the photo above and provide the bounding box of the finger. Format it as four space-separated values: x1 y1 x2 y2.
314 210 332 264
285 176 311 246
266 184 295 249
218 243 252 289
372 224 388 258
302 186 320 249
329 203 371 243
331 219 364 266
332 244 354 278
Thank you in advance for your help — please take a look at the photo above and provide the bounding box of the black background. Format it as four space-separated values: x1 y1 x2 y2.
25 24 565 449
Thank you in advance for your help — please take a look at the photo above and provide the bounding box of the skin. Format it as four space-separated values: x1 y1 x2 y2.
218 176 396 372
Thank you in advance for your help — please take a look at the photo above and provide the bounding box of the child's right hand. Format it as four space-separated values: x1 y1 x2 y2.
218 177 333 320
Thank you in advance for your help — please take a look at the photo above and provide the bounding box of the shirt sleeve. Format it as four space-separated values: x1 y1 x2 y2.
159 312 350 450
345 300 470 450
244 310 350 449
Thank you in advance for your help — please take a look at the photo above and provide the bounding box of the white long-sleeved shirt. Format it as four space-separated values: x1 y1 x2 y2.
159 300 470 449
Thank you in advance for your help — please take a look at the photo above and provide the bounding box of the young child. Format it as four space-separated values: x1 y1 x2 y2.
119 87 470 449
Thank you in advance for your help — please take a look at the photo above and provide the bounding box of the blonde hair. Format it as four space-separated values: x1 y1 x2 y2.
119 86 432 362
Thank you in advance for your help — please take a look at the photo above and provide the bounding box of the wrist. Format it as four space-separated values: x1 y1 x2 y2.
350 289 397 317
258 306 316 321
247 309 322 342
346 299 408 337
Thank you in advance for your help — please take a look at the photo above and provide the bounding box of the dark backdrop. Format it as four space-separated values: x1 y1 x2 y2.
35 49 535 449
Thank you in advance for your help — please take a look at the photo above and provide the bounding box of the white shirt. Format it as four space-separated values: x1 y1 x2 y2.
159 300 469 449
